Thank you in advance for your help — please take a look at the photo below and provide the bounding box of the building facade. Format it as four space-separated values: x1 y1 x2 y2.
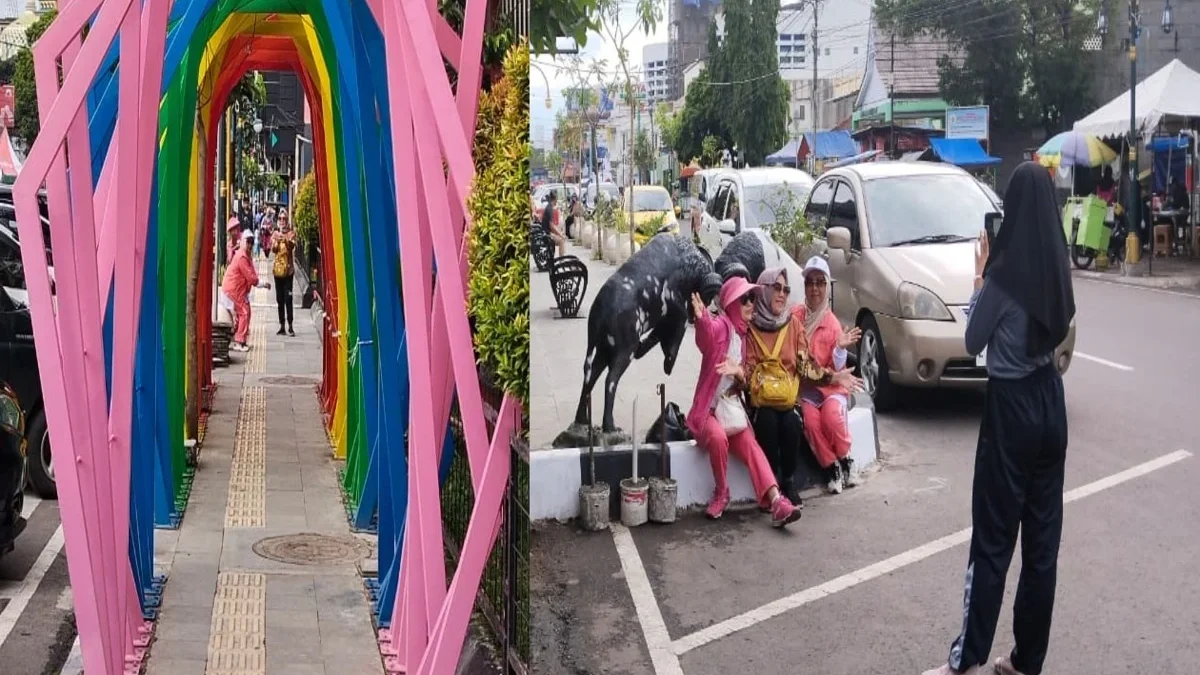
667 0 723 101
642 42 672 106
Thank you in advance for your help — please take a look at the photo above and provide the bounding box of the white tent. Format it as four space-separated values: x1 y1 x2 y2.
1073 59 1200 138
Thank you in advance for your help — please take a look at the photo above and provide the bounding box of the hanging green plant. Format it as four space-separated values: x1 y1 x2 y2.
467 43 530 407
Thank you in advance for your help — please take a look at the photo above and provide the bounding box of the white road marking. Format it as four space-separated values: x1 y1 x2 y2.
21 494 41 519
1075 352 1135 372
612 524 685 675
668 449 1192 656
59 636 82 675
1075 276 1200 299
0 525 64 647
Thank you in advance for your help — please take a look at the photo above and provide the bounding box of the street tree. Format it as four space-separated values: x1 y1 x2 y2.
532 0 604 55
11 9 57 149
720 0 789 165
596 0 662 254
633 130 654 183
875 0 1099 135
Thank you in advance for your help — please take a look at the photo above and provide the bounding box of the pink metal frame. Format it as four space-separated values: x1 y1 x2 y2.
12 0 520 672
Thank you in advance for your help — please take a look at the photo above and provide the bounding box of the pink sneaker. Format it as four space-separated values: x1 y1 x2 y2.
705 487 730 519
770 495 801 528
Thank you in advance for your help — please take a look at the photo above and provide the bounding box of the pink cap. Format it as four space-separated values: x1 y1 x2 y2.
719 276 759 313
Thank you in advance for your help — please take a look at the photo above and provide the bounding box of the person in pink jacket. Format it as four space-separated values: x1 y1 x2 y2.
794 256 864 494
222 231 271 351
686 276 801 527
226 217 241 266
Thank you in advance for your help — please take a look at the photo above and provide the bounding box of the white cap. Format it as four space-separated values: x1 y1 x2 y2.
803 255 831 280
242 230 254 242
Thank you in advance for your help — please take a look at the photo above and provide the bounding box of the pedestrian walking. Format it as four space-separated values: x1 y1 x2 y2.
685 277 801 528
744 266 860 506
221 231 272 352
924 161 1075 675
272 210 297 336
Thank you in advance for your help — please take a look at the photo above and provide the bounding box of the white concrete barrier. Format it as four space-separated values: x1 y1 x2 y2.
531 405 879 522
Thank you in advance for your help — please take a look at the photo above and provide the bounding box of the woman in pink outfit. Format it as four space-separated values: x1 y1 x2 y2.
686 277 801 528
794 256 864 494
222 231 271 351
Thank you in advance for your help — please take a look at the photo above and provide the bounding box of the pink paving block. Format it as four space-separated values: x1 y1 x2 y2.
384 655 407 675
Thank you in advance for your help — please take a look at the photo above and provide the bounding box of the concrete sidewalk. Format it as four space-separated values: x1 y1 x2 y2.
1072 255 1200 291
143 261 382 675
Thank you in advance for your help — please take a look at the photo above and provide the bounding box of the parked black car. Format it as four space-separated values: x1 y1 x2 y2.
0 205 55 499
0 382 27 557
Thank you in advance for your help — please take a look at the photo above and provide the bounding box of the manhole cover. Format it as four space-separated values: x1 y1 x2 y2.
251 533 369 566
258 376 320 387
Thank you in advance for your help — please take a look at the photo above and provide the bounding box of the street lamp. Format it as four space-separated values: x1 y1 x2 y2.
1161 0 1173 33
253 118 263 133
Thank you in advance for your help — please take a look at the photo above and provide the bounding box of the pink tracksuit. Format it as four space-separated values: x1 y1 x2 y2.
686 300 778 507
794 306 853 468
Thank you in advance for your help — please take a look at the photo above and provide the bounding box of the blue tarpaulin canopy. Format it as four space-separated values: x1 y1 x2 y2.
766 140 800 167
927 138 1001 168
800 131 858 161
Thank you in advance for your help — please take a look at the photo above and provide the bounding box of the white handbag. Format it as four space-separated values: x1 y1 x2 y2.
714 394 748 435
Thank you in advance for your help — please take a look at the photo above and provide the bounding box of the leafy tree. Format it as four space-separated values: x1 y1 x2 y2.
532 0 603 55
633 130 654 182
701 135 722 167
546 149 564 178
11 10 58 148
875 0 1099 135
673 3 786 166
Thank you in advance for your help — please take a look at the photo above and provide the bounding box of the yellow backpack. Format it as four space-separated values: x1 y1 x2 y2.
749 324 800 410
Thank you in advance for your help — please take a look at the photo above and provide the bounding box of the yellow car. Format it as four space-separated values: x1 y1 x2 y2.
619 185 679 246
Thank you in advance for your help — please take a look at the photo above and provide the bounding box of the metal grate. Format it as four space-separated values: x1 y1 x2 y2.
441 368 528 674
1084 35 1103 51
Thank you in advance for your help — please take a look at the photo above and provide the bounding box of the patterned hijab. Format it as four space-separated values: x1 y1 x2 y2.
752 267 791 331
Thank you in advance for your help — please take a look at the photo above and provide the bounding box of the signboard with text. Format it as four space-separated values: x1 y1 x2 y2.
945 106 989 140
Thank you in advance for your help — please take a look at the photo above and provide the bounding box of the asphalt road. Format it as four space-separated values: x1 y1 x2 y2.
0 493 77 675
530 276 1200 675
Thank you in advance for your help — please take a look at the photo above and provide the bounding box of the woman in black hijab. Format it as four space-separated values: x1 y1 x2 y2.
924 162 1075 675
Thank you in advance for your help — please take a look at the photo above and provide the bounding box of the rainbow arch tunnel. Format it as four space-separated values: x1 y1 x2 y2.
12 0 513 673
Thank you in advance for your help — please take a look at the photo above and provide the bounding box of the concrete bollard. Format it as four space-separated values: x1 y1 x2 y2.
648 477 678 524
619 478 648 527
578 482 611 531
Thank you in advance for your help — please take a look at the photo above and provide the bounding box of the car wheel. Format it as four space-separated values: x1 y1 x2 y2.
857 314 898 412
26 410 55 500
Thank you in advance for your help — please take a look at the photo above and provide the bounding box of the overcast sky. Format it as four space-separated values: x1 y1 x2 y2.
530 3 670 148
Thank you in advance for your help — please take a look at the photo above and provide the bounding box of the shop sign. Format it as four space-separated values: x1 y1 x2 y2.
946 105 990 140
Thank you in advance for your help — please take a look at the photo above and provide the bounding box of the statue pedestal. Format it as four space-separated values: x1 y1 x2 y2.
552 423 630 449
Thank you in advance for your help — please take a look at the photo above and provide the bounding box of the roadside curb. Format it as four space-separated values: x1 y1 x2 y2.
1072 267 1200 290
530 406 879 521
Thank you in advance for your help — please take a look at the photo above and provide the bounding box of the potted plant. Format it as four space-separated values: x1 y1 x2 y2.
764 184 825 263
578 396 610 531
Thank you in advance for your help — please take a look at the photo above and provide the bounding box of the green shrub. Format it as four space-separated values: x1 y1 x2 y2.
467 43 530 407
294 171 319 255
763 183 823 262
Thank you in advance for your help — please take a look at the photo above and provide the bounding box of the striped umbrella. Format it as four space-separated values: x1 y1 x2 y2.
1035 131 1117 169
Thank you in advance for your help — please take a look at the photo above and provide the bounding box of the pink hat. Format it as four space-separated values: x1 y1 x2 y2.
718 276 759 313
226 216 240 231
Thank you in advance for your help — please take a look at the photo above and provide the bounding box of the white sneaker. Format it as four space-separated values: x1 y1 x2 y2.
993 656 1027 675
921 664 984 675
826 462 844 494
231 343 249 352
842 458 862 488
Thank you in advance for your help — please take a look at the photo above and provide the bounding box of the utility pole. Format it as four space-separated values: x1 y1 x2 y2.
811 0 820 132
1125 0 1142 266
889 31 896 158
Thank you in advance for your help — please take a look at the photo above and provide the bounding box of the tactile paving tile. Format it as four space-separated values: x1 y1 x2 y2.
246 314 267 374
205 572 267 675
224 386 267 527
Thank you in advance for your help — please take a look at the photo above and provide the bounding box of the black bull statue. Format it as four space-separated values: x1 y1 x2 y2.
575 232 765 433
